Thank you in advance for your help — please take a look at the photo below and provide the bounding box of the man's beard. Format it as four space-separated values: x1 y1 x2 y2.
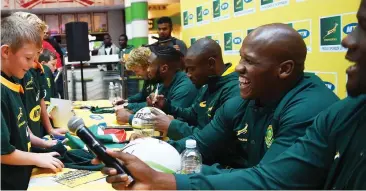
150 67 163 84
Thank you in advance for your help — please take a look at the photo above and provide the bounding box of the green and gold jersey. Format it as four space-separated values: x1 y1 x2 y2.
42 64 56 106
1 73 32 190
14 62 46 137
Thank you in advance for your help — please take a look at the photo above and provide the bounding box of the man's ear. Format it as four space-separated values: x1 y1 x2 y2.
278 60 295 79
160 64 169 73
1 45 10 60
207 57 216 71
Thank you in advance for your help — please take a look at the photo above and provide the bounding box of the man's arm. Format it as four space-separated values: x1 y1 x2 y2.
176 40 188 56
169 82 198 108
174 112 334 190
169 99 238 163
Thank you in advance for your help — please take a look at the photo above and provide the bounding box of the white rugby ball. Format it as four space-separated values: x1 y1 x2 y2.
131 107 165 129
121 137 181 173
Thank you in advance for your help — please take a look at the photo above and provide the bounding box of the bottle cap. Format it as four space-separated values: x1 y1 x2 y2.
185 139 196 149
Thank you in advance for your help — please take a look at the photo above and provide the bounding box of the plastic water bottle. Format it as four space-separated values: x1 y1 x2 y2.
108 82 115 102
180 139 202 174
114 82 121 99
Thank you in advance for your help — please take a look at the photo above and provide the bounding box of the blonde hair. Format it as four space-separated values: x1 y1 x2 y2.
125 47 151 70
12 11 48 34
1 15 42 52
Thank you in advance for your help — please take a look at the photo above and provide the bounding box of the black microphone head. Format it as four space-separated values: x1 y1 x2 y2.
68 116 85 133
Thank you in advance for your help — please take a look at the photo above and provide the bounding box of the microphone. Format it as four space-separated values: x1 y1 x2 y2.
67 116 134 184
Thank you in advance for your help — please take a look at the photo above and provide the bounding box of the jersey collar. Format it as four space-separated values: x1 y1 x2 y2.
0 75 24 93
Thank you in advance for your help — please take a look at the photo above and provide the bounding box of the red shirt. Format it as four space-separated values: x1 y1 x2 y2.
42 40 62 69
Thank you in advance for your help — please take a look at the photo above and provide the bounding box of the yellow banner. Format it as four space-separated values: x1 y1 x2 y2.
181 0 359 98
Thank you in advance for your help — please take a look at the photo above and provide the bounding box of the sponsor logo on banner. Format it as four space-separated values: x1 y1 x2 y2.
196 2 212 25
183 9 195 29
213 0 231 22
233 0 256 17
260 0 289 11
296 0 306 2
190 37 197 45
287 19 312 52
320 12 356 52
307 71 338 94
343 23 357 34
206 33 221 45
224 30 243 55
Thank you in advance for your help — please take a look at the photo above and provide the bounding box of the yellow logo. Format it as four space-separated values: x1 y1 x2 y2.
265 125 274 148
17 107 26 128
199 101 207 107
47 77 51 88
29 105 41 122
237 123 248 142
334 151 340 160
25 77 34 90
237 123 248 136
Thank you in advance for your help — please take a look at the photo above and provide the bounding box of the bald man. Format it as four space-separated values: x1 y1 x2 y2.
150 38 240 140
97 23 340 190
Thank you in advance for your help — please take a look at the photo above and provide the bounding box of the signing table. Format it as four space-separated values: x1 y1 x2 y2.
28 100 131 190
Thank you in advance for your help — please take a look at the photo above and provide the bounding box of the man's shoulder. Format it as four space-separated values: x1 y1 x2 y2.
175 38 187 45
319 95 366 127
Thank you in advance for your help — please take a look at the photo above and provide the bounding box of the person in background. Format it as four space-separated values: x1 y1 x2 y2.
149 38 240 140
1 15 64 190
42 29 64 99
119 34 134 58
98 34 120 71
114 47 157 111
44 31 65 99
157 16 188 56
115 46 198 125
38 49 58 106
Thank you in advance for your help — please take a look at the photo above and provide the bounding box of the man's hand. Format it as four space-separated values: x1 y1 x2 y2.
34 152 64 173
49 128 68 136
146 94 166 109
116 108 133 124
173 45 181 51
113 98 127 106
92 149 157 190
151 109 173 134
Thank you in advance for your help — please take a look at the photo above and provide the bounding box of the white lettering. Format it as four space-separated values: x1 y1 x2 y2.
234 8 256 17
346 26 356 33
261 0 289 11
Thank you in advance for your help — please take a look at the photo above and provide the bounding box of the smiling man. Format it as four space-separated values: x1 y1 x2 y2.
99 22 344 190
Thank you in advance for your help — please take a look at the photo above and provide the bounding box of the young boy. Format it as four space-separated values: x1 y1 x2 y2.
1 15 64 190
38 49 57 106
12 11 67 137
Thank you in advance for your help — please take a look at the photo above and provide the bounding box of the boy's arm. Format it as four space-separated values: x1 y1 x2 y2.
1 149 64 172
40 98 68 136
28 127 56 148
40 98 53 133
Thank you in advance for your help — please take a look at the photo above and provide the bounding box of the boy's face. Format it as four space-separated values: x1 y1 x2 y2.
1 43 39 78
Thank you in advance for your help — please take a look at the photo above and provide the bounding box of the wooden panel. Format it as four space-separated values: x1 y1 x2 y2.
61 13 76 34
92 12 108 33
44 14 60 35
77 13 92 33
